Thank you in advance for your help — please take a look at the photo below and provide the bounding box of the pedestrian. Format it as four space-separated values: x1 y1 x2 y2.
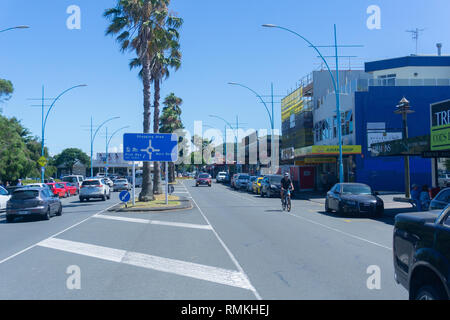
16 179 23 187
411 184 421 211
420 185 431 211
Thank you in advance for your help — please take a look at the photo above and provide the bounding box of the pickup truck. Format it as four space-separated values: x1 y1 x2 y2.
393 207 450 300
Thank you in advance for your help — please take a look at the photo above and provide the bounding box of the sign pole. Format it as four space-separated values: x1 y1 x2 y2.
165 162 169 205
132 161 136 206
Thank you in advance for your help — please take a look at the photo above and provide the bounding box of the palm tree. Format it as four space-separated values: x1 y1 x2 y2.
129 16 182 194
160 93 184 182
104 0 170 202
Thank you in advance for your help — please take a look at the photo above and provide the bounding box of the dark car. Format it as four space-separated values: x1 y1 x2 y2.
325 183 384 217
394 207 450 300
430 188 450 210
235 174 250 190
196 173 212 187
6 187 62 222
260 175 283 198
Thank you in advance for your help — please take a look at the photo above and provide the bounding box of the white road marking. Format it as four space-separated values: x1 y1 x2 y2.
94 215 213 230
0 202 120 266
38 238 253 291
184 181 262 300
286 213 392 251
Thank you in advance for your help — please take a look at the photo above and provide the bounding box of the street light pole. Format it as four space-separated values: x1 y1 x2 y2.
262 24 344 183
105 126 130 177
395 97 415 198
228 82 275 174
209 115 238 173
90 116 120 177
40 84 87 182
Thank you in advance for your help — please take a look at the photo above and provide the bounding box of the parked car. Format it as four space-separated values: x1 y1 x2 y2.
46 183 70 198
260 175 283 198
113 178 131 192
253 177 264 194
216 172 227 183
6 187 62 222
325 183 384 217
62 175 84 189
24 183 52 192
430 188 450 210
235 174 250 190
246 176 258 192
0 186 11 212
80 179 111 202
230 174 239 189
393 207 450 300
196 173 212 187
438 173 450 188
60 182 78 196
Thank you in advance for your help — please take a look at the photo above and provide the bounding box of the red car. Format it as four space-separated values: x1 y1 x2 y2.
196 173 212 187
46 183 70 198
60 182 78 196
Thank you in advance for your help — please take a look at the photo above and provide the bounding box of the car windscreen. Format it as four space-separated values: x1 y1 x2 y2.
55 183 65 188
63 177 77 183
239 175 250 180
199 174 210 179
82 180 101 186
0 187 8 196
12 190 39 200
342 185 372 195
116 180 128 183
269 176 282 184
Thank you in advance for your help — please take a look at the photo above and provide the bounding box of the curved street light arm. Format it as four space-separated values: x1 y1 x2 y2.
228 83 273 128
208 115 235 132
43 85 87 132
263 25 338 93
107 126 130 148
93 117 120 144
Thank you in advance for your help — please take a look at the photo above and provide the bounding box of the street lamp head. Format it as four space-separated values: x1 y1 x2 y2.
79 84 88 87
228 82 238 86
262 24 277 28
15 25 30 29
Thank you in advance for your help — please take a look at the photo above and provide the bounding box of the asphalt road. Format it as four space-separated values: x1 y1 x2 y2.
0 181 408 300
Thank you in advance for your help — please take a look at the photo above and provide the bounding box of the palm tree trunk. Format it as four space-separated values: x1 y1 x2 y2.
152 78 163 194
139 52 155 202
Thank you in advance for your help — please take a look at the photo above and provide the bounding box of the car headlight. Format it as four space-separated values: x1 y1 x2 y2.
271 184 277 189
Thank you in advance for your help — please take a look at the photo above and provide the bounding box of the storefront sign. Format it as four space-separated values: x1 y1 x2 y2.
311 145 362 155
305 157 337 164
371 135 430 157
367 132 403 152
431 100 450 151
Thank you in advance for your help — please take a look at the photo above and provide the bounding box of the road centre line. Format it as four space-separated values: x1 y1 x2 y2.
183 181 262 300
38 237 254 291
94 214 213 230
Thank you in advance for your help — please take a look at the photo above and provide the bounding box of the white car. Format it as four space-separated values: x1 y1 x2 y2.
79 179 111 202
0 186 11 211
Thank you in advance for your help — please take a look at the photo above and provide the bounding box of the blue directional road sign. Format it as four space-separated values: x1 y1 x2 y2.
119 191 131 203
123 133 178 162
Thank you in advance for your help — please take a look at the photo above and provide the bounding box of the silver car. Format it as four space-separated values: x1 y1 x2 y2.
80 179 111 202
113 179 131 192
6 187 62 222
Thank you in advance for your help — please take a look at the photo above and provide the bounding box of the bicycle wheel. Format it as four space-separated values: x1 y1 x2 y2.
287 198 291 212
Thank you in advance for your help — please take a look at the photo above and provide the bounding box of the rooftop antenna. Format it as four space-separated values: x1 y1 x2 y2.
406 28 425 55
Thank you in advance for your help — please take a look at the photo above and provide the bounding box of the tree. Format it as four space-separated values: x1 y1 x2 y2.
129 16 182 194
0 79 13 103
160 93 184 182
54 148 90 175
105 0 171 201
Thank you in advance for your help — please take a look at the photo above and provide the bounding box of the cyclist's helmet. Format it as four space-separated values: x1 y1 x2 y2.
284 173 290 178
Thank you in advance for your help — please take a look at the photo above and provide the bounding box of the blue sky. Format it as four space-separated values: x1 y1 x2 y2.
1 0 449 156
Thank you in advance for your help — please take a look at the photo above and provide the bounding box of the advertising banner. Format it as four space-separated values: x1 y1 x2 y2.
431 100 450 151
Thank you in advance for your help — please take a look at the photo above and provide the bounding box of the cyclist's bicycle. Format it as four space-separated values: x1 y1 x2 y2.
281 188 292 212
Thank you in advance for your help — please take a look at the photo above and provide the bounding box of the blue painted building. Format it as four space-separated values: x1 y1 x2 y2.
354 55 450 192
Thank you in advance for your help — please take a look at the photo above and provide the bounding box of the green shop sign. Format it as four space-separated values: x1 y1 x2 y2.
431 100 450 151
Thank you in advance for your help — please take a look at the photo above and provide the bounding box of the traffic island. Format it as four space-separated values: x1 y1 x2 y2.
109 195 192 212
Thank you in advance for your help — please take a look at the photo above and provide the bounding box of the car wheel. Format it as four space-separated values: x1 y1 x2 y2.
43 208 51 221
261 190 265 198
56 204 62 216
102 194 106 201
374 207 384 218
325 199 332 213
6 215 14 223
415 285 446 300
337 203 345 216
107 192 111 200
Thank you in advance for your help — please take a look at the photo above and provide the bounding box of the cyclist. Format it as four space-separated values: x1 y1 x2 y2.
281 173 294 209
